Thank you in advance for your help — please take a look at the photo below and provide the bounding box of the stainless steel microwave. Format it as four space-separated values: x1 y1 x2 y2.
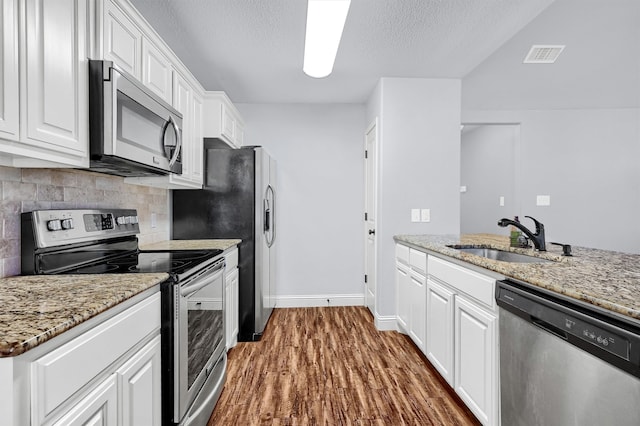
88 60 182 177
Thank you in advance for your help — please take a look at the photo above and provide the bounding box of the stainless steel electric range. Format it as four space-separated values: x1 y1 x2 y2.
21 208 226 426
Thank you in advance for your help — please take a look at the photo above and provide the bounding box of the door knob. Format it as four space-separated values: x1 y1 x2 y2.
368 229 375 235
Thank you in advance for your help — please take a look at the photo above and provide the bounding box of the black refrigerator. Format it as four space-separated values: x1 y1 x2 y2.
172 144 276 341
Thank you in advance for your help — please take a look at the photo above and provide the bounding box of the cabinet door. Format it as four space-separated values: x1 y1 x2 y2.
117 335 161 426
190 92 204 185
24 0 87 156
235 121 244 147
454 296 497 426
141 38 172 104
0 0 19 141
52 375 118 426
225 267 239 349
172 72 192 179
395 262 410 333
408 272 426 352
103 0 142 78
426 279 454 385
221 105 235 143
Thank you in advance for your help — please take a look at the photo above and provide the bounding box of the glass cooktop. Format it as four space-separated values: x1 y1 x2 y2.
66 249 224 275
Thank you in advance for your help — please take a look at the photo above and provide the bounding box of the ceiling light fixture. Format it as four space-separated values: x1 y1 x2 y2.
303 0 351 78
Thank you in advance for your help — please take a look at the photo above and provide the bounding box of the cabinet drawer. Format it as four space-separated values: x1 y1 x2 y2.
395 244 409 265
32 293 161 422
409 249 427 275
428 256 495 308
225 247 238 270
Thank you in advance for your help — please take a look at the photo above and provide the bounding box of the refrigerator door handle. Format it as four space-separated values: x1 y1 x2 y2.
265 185 275 247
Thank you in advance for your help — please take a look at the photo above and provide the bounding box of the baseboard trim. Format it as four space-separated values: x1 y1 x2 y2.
275 294 365 308
374 315 398 331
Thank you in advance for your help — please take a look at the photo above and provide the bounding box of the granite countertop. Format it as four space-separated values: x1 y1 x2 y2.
0 273 167 357
140 239 241 251
394 233 640 321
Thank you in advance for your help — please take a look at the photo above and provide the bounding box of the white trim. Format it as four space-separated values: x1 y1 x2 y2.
275 294 364 308
374 315 398 331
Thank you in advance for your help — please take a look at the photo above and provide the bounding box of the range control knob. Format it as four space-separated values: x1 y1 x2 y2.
116 216 127 226
61 218 74 230
47 220 62 231
129 215 139 224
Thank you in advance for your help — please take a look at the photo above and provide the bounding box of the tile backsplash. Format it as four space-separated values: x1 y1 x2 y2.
0 166 170 278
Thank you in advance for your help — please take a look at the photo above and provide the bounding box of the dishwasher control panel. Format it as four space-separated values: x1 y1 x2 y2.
497 282 637 364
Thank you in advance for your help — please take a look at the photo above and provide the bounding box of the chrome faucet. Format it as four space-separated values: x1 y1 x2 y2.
498 216 546 251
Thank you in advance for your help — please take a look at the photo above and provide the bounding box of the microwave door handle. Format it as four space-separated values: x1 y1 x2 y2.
166 115 182 167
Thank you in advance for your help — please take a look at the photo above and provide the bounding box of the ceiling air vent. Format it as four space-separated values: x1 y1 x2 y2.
523 45 565 64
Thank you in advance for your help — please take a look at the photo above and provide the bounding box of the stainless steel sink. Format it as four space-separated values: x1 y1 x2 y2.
447 245 553 263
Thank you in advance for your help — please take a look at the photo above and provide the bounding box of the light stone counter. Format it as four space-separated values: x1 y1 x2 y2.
0 274 167 357
140 239 241 252
394 233 640 321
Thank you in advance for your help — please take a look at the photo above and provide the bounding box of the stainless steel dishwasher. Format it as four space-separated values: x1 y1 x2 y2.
496 279 640 426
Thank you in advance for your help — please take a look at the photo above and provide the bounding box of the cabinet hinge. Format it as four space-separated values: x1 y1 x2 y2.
364 274 368 283
365 150 368 159
364 212 368 221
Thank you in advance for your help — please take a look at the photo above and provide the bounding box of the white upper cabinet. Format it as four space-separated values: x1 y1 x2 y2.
102 0 142 78
0 0 19 141
141 37 172 104
0 0 89 168
23 0 88 158
190 92 204 184
203 92 245 148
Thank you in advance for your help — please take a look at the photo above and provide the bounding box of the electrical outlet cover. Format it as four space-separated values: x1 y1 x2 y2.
411 209 420 222
421 209 431 222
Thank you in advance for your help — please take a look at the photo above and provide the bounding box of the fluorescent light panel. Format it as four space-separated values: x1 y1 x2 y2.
303 0 351 78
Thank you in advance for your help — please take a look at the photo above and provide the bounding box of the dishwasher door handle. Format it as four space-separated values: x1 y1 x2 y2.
532 317 569 340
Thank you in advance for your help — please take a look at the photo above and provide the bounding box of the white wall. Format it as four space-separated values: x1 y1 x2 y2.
236 103 366 304
463 109 640 253
462 0 640 253
368 78 461 319
460 125 519 235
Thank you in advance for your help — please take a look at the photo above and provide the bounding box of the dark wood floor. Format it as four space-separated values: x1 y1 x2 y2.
208 306 480 425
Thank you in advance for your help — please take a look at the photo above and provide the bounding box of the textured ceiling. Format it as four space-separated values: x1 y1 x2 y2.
129 0 557 103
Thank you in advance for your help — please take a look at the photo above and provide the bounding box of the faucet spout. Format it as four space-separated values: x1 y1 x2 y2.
497 216 546 251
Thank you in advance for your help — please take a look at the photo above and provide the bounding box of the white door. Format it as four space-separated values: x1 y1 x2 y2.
364 119 378 314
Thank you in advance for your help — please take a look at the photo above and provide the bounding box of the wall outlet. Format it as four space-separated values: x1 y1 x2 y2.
151 212 157 228
536 195 551 206
499 196 505 206
411 209 420 222
460 185 467 193
421 209 431 222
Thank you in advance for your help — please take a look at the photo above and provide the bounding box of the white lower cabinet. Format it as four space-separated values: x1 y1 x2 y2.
117 335 162 426
224 246 239 350
51 375 118 426
395 244 426 352
425 254 499 426
395 261 410 332
454 296 496 426
15 292 163 426
395 244 501 426
408 273 426 351
425 278 454 385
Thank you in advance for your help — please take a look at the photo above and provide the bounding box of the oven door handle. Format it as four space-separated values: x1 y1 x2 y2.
181 263 225 297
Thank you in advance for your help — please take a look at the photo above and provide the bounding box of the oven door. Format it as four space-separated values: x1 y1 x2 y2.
174 258 226 422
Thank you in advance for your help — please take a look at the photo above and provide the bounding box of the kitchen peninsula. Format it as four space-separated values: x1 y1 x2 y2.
395 233 640 320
